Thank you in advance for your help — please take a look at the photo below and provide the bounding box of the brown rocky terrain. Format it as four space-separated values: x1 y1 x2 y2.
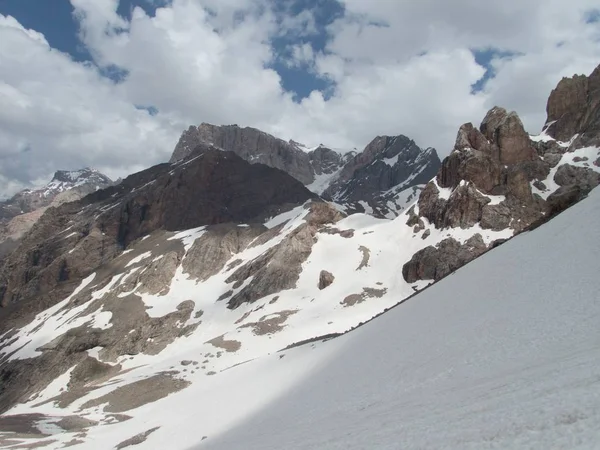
545 64 600 147
403 64 600 283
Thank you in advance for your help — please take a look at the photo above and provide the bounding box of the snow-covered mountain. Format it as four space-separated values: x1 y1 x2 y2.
170 123 441 218
322 134 440 218
0 65 599 449
0 169 112 221
0 169 113 258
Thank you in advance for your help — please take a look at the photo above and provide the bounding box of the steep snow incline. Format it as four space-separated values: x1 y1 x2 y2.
202 189 600 450
0 195 513 449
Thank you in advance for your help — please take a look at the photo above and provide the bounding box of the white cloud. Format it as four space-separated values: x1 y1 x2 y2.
0 13 181 198
0 0 599 198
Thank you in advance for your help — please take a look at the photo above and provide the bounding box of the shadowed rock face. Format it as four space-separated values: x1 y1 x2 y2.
324 135 440 202
0 148 316 323
170 123 317 184
546 64 600 145
170 123 441 218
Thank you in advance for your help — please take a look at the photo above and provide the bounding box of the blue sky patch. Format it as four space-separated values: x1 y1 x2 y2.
269 0 344 101
470 48 518 93
584 9 600 24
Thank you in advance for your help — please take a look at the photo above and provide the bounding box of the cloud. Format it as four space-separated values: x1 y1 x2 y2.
323 0 600 133
0 0 599 198
0 13 181 198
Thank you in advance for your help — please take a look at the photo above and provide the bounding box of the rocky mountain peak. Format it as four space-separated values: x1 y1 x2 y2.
49 168 110 185
307 146 344 176
406 71 600 285
0 168 113 221
169 123 439 218
477 106 537 165
545 64 600 146
0 168 114 262
170 123 315 184
322 134 441 217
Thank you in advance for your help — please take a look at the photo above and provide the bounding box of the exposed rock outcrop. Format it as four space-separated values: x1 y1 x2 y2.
169 124 440 218
318 270 335 290
182 224 267 282
322 135 440 217
402 235 487 283
225 202 343 309
407 65 600 284
170 124 316 184
545 65 600 146
418 107 548 233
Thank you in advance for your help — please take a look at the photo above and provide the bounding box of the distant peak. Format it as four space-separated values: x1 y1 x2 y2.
50 168 111 184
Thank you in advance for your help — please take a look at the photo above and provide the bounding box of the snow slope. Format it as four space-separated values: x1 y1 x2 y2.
201 189 600 450
0 196 512 449
1 181 597 449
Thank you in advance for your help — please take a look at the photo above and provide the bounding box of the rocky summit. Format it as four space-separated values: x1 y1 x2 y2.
403 65 600 284
0 65 599 449
170 123 440 219
0 169 113 259
322 134 441 217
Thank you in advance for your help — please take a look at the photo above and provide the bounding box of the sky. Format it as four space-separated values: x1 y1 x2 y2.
0 0 599 198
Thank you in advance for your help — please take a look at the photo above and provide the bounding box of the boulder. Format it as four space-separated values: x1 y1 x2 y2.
402 235 487 283
554 164 600 190
318 270 335 290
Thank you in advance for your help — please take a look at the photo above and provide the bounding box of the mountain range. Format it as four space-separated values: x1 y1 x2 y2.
0 169 113 259
0 64 598 449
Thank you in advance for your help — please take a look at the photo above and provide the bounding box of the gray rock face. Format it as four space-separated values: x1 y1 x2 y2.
308 146 344 176
554 164 600 190
324 135 439 201
170 124 316 184
182 224 267 282
322 135 441 217
224 202 344 309
169 124 440 218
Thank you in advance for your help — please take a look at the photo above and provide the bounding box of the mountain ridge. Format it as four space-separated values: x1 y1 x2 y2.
0 168 113 259
170 123 441 218
0 64 598 449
